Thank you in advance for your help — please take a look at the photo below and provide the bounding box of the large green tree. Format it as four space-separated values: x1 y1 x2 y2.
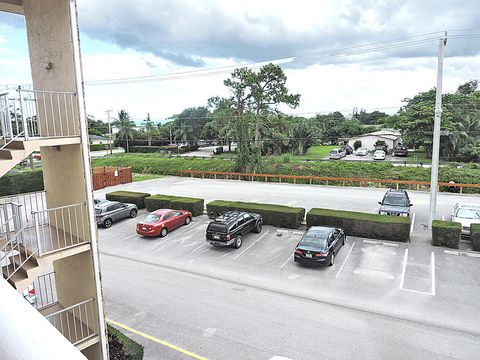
112 110 135 152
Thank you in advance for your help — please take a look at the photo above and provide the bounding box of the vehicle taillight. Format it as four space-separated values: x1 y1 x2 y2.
315 252 328 257
294 249 303 254
29 288 35 295
226 234 231 240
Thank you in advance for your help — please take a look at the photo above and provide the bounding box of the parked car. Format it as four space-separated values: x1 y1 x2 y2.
205 211 263 249
378 189 412 217
94 198 109 206
373 150 386 160
393 145 408 157
95 200 138 228
329 148 346 160
136 209 192 237
342 144 354 155
451 203 480 236
355 147 368 156
294 226 345 266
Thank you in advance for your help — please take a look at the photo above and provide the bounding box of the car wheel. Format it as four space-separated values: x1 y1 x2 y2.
103 219 112 228
329 253 335 266
160 228 168 237
185 216 191 225
253 221 262 233
233 235 243 249
129 209 138 218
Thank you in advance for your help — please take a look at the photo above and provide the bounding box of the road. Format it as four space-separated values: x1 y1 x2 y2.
101 253 480 360
179 145 237 157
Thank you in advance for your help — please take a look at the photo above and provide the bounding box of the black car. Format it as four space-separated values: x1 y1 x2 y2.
294 226 345 266
378 189 412 217
206 211 263 249
342 144 354 155
393 145 408 157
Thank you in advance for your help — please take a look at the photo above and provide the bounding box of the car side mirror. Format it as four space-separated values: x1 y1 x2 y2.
378 201 382 205
409 203 413 207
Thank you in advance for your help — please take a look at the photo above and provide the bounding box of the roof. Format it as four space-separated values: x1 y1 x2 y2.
89 135 108 140
152 209 173 214
347 129 402 141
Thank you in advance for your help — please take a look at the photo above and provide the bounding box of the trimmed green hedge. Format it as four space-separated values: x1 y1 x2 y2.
145 194 204 216
0 170 44 196
470 224 480 251
206 200 305 229
107 324 144 360
306 208 410 242
130 145 178 153
106 191 151 209
431 220 461 249
90 144 110 151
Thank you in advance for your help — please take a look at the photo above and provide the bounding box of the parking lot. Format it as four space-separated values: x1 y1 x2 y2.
98 209 480 336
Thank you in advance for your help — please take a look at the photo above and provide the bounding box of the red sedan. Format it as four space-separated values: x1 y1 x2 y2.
136 209 192 237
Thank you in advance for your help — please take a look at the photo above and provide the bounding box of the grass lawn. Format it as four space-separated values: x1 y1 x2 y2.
296 145 338 159
132 173 164 182
406 151 431 164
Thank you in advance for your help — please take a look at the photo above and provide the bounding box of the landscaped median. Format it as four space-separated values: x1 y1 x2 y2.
145 194 204 216
206 200 305 229
107 323 144 360
106 191 151 209
431 220 462 249
471 224 480 251
306 208 410 242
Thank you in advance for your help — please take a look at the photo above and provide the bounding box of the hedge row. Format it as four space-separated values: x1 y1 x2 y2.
145 194 204 216
130 145 178 153
90 144 110 151
0 170 44 196
107 324 144 360
471 224 480 251
206 200 305 229
306 208 410 242
431 220 462 249
105 191 151 209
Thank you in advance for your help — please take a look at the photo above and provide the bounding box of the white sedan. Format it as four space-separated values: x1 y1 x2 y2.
355 147 368 156
451 203 480 235
373 150 386 160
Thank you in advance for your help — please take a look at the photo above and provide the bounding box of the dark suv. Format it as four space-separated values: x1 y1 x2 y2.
206 211 263 249
378 189 412 217
393 145 408 157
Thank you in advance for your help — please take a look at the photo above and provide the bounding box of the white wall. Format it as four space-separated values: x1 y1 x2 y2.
348 136 396 151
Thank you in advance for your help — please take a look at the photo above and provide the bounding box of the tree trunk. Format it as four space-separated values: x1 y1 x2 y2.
126 134 129 153
228 140 231 152
255 105 261 144
148 135 152 147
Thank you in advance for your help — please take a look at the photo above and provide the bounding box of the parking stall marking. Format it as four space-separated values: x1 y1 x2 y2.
363 240 399 248
276 229 304 236
232 231 269 260
399 248 408 290
431 252 436 296
410 212 416 234
335 241 356 278
399 249 435 296
444 249 480 258
191 243 208 253
280 254 294 269
218 251 233 258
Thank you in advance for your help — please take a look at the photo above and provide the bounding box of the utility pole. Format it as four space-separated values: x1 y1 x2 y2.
428 32 447 229
106 109 113 155
169 123 173 145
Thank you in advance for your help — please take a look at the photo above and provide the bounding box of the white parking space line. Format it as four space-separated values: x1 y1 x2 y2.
280 254 294 269
276 229 304 236
399 248 408 290
431 252 436 296
218 251 233 258
191 243 208 253
123 233 138 241
444 249 480 258
169 223 207 240
363 240 399 248
232 232 269 260
410 212 416 234
336 241 356 278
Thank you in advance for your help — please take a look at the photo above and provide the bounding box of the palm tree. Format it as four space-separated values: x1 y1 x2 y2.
143 113 155 146
112 109 135 152
173 123 193 144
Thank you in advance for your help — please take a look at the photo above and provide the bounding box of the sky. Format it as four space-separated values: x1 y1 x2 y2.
0 0 479 123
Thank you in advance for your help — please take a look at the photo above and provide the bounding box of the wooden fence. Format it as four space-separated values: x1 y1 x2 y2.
92 166 132 190
179 170 480 194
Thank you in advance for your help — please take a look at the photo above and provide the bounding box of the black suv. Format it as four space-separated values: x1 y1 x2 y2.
206 211 263 249
378 189 412 217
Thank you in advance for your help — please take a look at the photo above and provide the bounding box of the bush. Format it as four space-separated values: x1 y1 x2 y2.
353 140 362 150
90 144 109 151
145 194 204 216
106 191 151 209
130 145 178 154
431 220 461 249
0 170 44 196
306 208 410 242
107 324 144 360
470 224 480 251
206 200 305 229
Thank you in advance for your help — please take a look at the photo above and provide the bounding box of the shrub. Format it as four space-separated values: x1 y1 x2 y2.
353 140 362 150
206 200 305 229
306 208 410 242
108 324 144 360
0 170 44 196
130 145 178 154
145 194 204 216
90 144 109 151
470 223 480 251
431 220 461 249
106 191 151 209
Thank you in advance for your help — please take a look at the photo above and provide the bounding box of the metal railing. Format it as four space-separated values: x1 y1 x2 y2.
31 271 58 310
45 297 98 346
0 87 79 148
33 202 89 256
0 191 47 231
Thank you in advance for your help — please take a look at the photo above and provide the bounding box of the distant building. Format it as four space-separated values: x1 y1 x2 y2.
346 129 402 151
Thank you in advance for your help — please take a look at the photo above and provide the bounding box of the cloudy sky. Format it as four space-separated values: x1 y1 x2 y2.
1 0 479 122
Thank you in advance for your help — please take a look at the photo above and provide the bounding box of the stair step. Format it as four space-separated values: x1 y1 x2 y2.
0 149 13 160
6 271 28 289
5 141 25 150
11 256 38 273
2 262 27 281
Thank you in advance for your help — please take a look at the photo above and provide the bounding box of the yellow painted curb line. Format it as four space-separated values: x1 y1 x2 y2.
107 318 209 360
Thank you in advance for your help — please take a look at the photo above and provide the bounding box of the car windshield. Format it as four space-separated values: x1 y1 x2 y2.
330 150 337 154
300 230 329 248
144 214 161 223
375 151 384 155
95 208 102 215
383 195 408 206
456 208 480 219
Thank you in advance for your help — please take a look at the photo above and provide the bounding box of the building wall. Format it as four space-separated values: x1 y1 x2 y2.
348 135 397 151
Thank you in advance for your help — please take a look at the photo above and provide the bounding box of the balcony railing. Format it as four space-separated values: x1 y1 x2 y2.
45 297 98 346
0 87 80 148
31 271 58 311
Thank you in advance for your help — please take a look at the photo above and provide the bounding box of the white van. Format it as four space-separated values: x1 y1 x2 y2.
329 148 346 160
